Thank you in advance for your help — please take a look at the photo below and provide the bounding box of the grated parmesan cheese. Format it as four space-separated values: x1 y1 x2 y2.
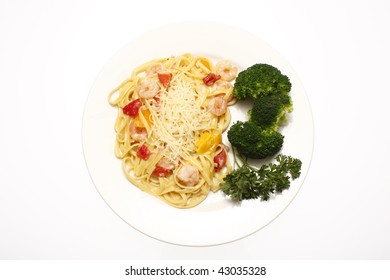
151 72 211 163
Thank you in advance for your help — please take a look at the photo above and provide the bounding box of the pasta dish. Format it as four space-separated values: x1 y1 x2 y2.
108 53 238 208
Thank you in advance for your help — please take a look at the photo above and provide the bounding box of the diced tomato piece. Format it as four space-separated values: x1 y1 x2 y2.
153 93 161 104
152 165 171 177
203 73 221 86
122 98 142 117
158 73 173 88
136 144 150 160
214 150 227 171
152 158 174 177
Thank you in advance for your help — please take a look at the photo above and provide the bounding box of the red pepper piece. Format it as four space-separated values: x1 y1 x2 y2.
214 150 227 171
123 98 142 117
137 144 151 160
158 73 173 88
203 73 221 86
152 165 171 177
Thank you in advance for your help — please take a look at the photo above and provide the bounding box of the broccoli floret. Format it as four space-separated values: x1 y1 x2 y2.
249 92 293 131
233 63 291 100
227 121 284 159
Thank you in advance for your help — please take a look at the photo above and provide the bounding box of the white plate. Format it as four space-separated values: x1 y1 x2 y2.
82 22 314 246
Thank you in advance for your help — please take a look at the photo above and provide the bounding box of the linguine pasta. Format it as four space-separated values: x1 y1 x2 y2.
108 53 237 208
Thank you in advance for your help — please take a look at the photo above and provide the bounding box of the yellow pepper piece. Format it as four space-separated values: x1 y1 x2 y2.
195 57 212 72
134 109 153 128
196 132 222 154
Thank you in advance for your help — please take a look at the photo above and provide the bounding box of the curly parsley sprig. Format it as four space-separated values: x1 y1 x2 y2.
220 152 302 202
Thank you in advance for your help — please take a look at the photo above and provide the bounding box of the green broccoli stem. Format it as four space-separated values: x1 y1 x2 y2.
232 146 251 171
232 147 256 171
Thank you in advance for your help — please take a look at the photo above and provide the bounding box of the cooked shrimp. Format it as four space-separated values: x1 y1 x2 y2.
215 60 238 82
137 77 160 99
208 95 227 116
214 80 233 90
176 164 200 186
213 80 234 102
129 120 147 142
146 63 166 76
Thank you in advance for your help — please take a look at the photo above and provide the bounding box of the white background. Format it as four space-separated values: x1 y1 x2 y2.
1 0 389 260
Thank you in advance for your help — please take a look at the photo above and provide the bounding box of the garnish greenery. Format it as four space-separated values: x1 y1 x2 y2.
220 151 302 202
227 121 284 159
221 62 302 202
233 63 291 100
